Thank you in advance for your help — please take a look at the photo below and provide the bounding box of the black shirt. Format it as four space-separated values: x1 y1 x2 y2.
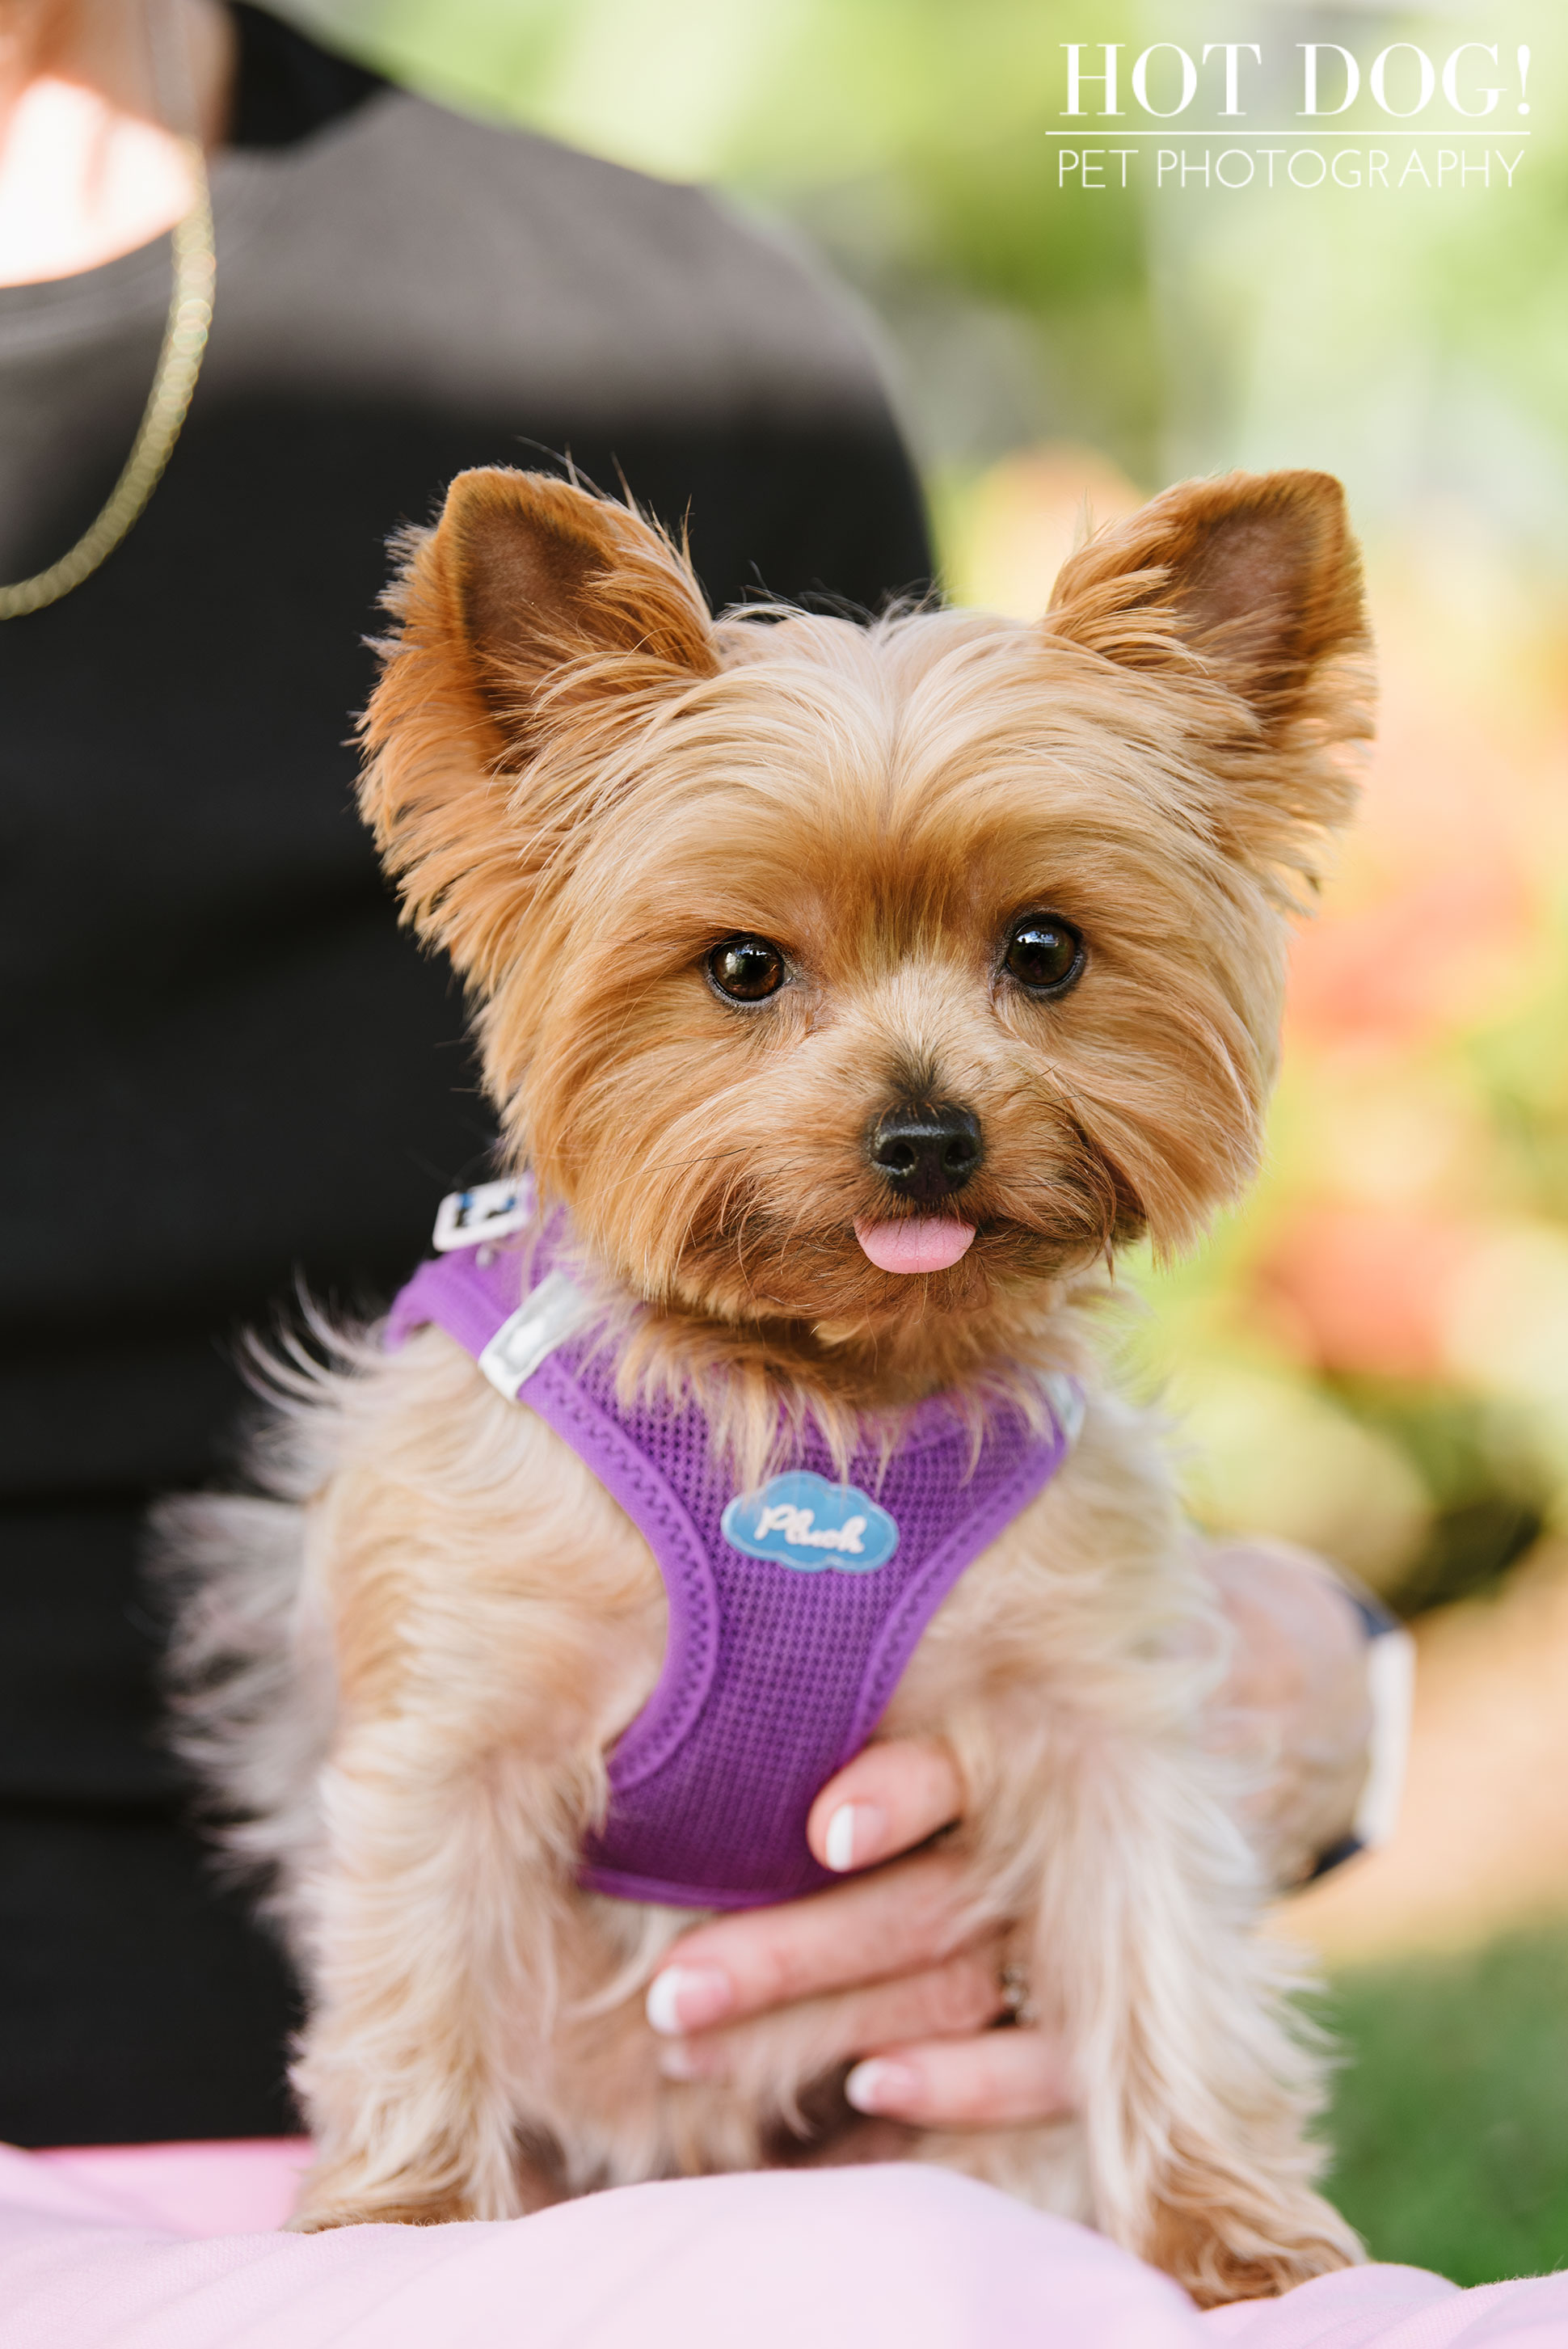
0 5 930 2144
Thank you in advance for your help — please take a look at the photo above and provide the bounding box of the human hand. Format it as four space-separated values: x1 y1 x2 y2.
643 1736 1073 2128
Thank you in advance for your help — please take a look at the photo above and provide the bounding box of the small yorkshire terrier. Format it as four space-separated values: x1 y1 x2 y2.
165 462 1372 2302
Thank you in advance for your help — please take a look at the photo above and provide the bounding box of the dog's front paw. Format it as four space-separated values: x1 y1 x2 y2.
287 2143 563 2231
1148 2182 1362 2307
287 2188 478 2232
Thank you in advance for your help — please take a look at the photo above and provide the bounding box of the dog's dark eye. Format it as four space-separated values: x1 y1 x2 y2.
707 934 786 1003
1003 914 1085 997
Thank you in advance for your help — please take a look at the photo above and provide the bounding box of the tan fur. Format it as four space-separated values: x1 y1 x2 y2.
163 465 1372 2302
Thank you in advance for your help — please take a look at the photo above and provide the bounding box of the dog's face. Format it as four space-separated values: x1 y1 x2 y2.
361 469 1368 1381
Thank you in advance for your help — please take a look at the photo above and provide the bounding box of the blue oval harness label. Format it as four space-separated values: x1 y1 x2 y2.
721 1470 899 1575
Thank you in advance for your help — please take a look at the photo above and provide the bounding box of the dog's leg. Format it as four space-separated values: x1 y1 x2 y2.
1059 1733 1359 2303
919 1710 1360 2305
285 1723 585 2229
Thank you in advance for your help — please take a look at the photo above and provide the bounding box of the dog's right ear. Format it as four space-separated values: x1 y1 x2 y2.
359 469 717 987
440 467 719 740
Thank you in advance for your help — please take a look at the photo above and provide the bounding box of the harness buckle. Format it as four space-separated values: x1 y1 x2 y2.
432 1175 534 1253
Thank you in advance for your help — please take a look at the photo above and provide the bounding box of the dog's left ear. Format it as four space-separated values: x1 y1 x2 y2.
359 469 718 988
1045 469 1368 736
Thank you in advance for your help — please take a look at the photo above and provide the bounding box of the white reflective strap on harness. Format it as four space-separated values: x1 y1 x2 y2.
478 1272 597 1402
1041 1373 1087 1448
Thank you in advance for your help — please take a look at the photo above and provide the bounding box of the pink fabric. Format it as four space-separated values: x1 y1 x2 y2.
1203 2263 1568 2346
5 2140 1566 2349
32 2138 310 2236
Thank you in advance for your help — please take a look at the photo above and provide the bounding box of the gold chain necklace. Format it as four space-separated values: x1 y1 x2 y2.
0 116 215 621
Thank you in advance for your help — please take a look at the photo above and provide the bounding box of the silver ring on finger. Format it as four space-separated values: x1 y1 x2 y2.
997 1962 1038 2029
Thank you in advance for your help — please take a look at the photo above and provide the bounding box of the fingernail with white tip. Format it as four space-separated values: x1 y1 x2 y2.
845 2058 921 2115
646 1965 732 2037
824 1802 885 1872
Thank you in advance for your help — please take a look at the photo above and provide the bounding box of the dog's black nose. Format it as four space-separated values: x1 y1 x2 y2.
868 1103 984 1203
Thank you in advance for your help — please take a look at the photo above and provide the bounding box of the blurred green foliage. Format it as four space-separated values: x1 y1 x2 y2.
1325 1927 1568 2281
1473 943 1568 1229
1325 1380 1548 1614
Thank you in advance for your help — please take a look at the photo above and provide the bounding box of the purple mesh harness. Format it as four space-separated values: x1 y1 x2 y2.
386 1195 1081 1912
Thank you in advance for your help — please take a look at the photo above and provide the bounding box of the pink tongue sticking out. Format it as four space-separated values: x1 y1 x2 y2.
855 1217 976 1276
